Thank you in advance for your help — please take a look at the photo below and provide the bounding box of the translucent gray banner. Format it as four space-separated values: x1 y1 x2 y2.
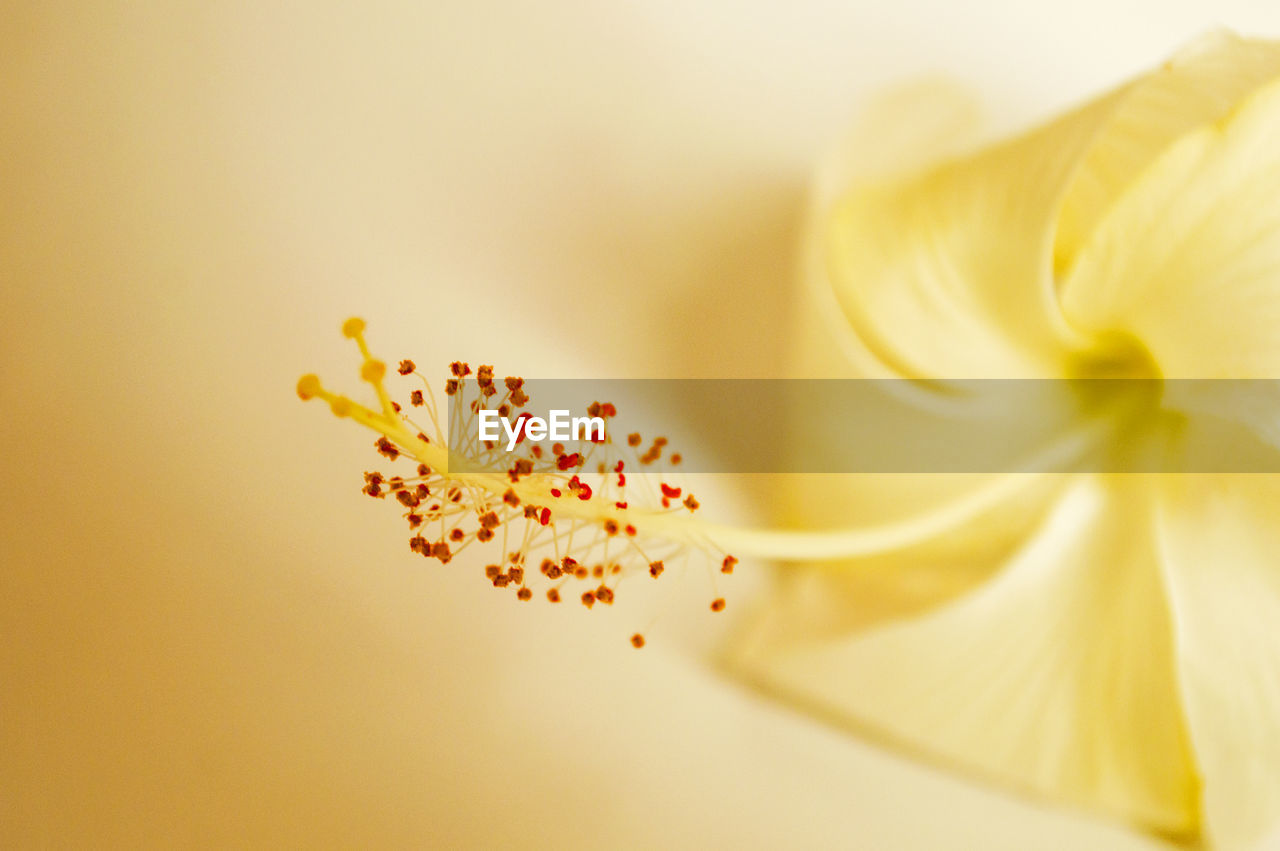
445 379 1280 473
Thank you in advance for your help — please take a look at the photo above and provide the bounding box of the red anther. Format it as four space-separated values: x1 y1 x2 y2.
556 453 581 471
624 524 636 536
615 501 627 509
660 483 682 499
614 461 625 473
550 488 561 498
617 473 626 487
577 483 592 501
601 403 616 417
552 443 564 456
539 507 551 526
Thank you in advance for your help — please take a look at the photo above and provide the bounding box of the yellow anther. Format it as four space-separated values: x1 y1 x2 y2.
361 359 387 383
329 396 353 418
296 373 323 400
342 317 366 339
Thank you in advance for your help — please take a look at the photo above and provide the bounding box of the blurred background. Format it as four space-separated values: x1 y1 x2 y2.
4 2 1279 847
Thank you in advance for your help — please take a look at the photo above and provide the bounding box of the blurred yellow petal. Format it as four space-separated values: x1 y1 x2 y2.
1062 76 1280 378
784 82 1058 623
740 476 1200 835
746 37 1280 847
820 94 1124 378
798 79 986 382
1157 477 1280 849
822 32 1280 382
1055 31 1280 277
746 473 1068 636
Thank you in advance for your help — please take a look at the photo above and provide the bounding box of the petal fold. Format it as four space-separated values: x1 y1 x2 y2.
822 96 1122 378
1062 75 1280 378
737 476 1200 836
1055 32 1280 277
1156 476 1280 849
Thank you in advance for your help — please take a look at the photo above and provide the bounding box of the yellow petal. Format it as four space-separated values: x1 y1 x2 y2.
1061 75 1280 378
796 79 985 383
820 92 1126 378
1055 31 1280 277
819 32 1280 382
784 82 1060 624
737 476 1200 835
751 473 1067 636
1156 476 1280 849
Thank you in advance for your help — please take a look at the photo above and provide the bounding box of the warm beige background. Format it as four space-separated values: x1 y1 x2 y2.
4 2 1278 848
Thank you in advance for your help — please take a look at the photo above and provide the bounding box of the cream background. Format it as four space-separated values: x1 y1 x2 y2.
3 2 1278 848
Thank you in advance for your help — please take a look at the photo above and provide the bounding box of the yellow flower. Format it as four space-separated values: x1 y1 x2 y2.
733 31 1280 850
300 31 1280 849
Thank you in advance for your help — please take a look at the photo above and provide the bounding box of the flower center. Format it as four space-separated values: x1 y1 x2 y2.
1066 331 1162 381
1063 332 1174 470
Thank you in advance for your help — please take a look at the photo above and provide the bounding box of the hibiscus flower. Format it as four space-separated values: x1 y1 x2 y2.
300 30 1280 850
733 31 1280 850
